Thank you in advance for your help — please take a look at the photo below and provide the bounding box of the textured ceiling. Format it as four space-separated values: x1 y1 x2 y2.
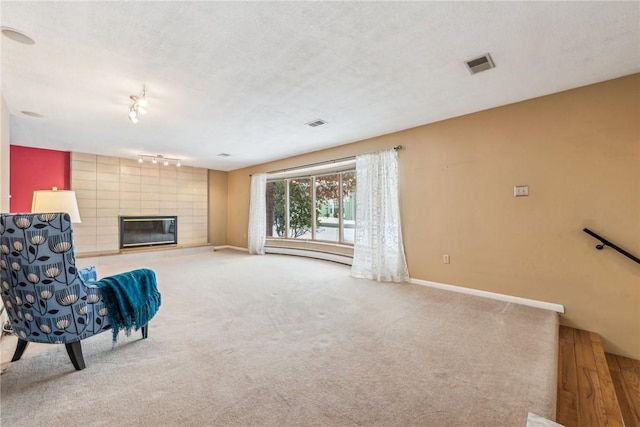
1 2 639 171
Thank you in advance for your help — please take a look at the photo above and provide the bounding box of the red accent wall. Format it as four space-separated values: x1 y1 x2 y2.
9 145 71 213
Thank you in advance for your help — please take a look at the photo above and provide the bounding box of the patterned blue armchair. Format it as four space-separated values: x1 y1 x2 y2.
0 213 148 370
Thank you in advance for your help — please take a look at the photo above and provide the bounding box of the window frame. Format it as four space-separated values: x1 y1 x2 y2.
266 167 356 246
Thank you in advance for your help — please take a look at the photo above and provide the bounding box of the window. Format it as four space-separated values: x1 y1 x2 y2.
315 173 339 242
288 178 312 239
266 169 356 245
265 181 285 238
341 170 356 244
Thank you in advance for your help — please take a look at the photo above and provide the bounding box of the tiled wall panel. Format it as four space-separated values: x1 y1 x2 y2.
71 153 208 253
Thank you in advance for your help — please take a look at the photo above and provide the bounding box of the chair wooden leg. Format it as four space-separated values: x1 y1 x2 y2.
65 341 86 371
141 325 148 339
11 339 29 362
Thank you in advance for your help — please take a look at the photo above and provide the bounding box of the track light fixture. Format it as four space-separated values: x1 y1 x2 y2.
128 85 147 124
137 154 181 167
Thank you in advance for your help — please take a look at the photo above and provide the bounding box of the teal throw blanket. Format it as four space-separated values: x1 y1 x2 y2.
96 268 161 341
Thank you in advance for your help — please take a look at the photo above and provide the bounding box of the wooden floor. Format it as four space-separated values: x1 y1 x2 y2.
557 325 639 427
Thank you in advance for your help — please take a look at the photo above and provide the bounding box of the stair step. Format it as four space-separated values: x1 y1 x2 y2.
557 326 624 427
606 353 640 427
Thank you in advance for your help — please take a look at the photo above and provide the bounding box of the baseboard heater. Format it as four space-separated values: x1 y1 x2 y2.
120 216 177 249
265 246 353 266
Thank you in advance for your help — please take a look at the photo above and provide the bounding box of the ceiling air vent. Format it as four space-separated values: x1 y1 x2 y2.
465 53 495 75
306 119 327 128
217 153 230 157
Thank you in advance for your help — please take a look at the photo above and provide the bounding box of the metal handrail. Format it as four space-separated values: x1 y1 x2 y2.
583 228 640 264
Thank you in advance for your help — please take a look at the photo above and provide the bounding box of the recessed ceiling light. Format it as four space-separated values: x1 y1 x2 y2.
1 27 35 45
217 153 231 157
21 111 44 118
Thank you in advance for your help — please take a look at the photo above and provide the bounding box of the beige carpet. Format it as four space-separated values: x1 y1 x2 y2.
0 250 558 426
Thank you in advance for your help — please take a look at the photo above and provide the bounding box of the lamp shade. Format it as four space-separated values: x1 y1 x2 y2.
31 189 82 223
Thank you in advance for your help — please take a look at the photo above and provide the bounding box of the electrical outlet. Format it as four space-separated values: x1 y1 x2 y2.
443 254 450 264
514 185 529 197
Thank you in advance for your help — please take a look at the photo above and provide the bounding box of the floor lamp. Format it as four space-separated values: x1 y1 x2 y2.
31 187 82 223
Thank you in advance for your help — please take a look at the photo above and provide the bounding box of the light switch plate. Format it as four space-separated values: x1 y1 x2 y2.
514 185 529 197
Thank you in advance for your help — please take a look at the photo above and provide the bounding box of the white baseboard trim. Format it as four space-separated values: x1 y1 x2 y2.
211 247 563 312
409 278 565 313
265 247 353 265
214 245 249 252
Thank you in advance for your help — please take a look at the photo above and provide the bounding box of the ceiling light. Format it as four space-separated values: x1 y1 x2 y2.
217 153 231 157
128 85 147 124
1 27 35 45
138 154 182 167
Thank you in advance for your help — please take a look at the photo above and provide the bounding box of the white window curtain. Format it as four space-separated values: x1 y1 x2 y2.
248 173 267 255
350 149 409 282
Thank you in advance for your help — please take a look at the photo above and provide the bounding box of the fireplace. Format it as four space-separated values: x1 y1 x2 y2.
119 216 177 249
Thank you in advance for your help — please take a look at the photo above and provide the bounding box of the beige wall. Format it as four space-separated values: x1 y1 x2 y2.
208 170 228 245
71 153 208 253
225 74 640 359
0 95 10 212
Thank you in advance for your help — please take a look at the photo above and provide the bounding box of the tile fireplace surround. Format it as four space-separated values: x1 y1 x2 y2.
71 153 208 254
